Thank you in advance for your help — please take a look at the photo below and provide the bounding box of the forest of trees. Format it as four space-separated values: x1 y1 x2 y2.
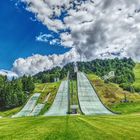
78 58 135 83
77 58 137 92
33 64 74 83
0 75 35 110
34 58 137 92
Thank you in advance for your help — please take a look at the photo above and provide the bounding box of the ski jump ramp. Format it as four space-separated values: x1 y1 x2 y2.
77 72 113 115
44 80 69 116
12 93 40 118
30 103 44 116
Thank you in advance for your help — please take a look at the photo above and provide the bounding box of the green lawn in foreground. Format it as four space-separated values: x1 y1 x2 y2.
0 114 140 140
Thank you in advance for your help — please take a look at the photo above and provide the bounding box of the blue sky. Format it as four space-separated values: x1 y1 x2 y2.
0 0 69 70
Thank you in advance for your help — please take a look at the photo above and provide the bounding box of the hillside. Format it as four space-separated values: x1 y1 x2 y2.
34 58 135 87
88 73 140 114
0 82 60 117
133 63 140 91
0 107 21 117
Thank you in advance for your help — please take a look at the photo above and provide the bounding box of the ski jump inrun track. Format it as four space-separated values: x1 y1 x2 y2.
13 72 113 117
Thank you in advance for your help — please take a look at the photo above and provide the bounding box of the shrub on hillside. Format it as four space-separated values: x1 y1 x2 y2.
119 83 135 93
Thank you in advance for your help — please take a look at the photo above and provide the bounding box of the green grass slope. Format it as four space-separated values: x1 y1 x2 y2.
0 107 21 117
34 82 60 104
133 63 140 90
88 74 140 114
0 115 140 140
34 82 61 114
69 80 81 113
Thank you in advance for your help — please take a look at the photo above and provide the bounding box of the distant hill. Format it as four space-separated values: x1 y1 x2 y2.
34 58 136 91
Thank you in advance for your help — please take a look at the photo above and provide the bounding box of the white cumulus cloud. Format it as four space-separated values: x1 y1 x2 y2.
12 0 140 76
12 48 79 76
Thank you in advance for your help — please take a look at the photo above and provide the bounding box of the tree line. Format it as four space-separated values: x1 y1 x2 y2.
34 58 138 92
0 75 35 110
78 58 135 83
77 58 137 92
33 64 74 83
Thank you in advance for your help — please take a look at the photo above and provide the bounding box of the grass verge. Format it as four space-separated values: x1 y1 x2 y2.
0 107 21 117
0 114 140 140
133 63 140 91
69 80 81 114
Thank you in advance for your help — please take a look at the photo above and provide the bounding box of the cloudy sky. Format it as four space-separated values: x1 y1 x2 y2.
1 0 140 76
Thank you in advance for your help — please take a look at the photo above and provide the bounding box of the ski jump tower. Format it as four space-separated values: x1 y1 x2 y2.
74 62 78 73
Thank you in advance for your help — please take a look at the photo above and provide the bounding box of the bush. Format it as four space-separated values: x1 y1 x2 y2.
119 83 135 93
0 75 35 110
133 86 140 92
